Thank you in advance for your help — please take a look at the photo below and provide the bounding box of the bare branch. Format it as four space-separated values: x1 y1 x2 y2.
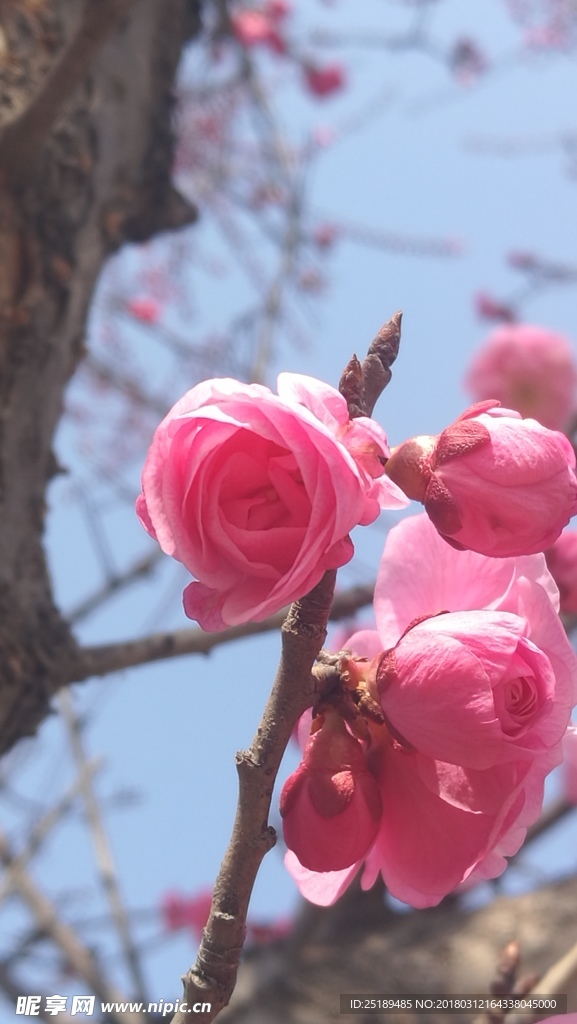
69 550 163 625
512 938 577 1024
0 961 75 1024
57 689 148 1003
171 569 337 1023
0 831 146 1024
0 758 103 907
70 582 375 681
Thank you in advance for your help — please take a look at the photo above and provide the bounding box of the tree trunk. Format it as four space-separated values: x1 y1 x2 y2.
0 0 200 754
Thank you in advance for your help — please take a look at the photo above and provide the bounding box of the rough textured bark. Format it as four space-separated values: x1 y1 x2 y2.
0 0 201 754
217 876 577 1024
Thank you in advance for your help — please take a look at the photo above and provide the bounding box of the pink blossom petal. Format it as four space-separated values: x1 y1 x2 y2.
374 514 534 648
284 850 362 906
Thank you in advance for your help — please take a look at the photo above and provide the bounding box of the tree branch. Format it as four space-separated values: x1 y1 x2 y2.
0 961 75 1024
0 831 146 1024
171 569 337 1023
69 550 163 625
0 757 103 907
57 689 148 1004
0 0 138 184
70 581 375 681
512 937 577 1024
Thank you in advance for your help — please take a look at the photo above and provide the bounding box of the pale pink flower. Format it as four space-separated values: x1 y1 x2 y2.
385 401 577 557
231 9 286 54
546 530 577 615
303 63 346 98
465 323 577 430
137 374 407 630
126 297 161 324
285 514 577 908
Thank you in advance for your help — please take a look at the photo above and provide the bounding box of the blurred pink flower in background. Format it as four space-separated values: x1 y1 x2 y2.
161 889 213 936
303 63 346 97
546 531 577 615
464 323 577 430
231 9 287 54
263 0 291 19
126 297 161 324
313 223 340 250
284 515 577 908
162 888 292 944
385 402 577 558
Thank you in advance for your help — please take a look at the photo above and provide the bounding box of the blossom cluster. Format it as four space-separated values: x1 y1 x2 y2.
282 514 577 906
230 3 346 99
137 350 577 908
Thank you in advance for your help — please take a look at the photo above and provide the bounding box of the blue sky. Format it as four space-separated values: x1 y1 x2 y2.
2 0 577 1012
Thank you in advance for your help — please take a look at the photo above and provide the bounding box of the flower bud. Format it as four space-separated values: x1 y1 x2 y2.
385 402 577 557
280 713 381 872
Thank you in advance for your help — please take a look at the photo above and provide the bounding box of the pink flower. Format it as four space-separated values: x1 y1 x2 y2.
280 711 382 872
126 297 160 324
231 9 286 54
303 63 346 98
263 0 291 19
464 323 577 430
161 889 212 936
312 223 340 250
385 401 577 557
137 374 407 630
546 530 577 614
285 514 577 908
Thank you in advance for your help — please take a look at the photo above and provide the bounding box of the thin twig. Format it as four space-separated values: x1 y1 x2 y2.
171 570 338 1023
240 52 304 383
0 961 74 1024
71 581 375 681
57 689 148 1004
69 549 163 624
0 832 146 1024
0 758 103 907
168 322 404 1021
509 938 577 1024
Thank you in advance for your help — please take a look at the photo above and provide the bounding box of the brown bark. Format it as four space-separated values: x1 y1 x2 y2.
217 875 577 1024
0 0 201 754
